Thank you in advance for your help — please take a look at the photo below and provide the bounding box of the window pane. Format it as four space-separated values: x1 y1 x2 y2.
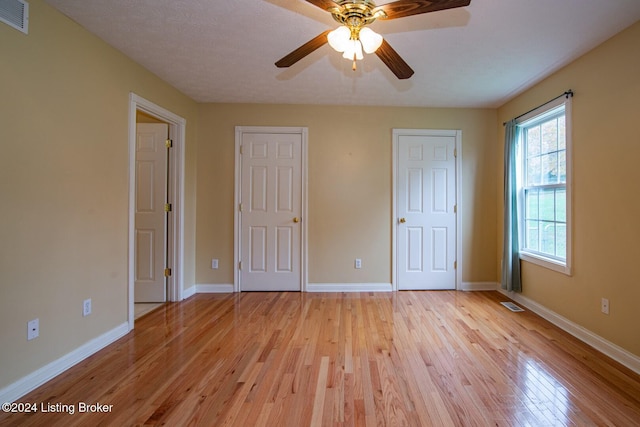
527 126 541 157
558 115 566 150
558 150 566 183
555 189 566 222
541 152 558 184
526 189 539 220
526 220 539 251
527 156 541 185
541 119 558 154
539 189 555 221
540 221 556 256
556 224 566 258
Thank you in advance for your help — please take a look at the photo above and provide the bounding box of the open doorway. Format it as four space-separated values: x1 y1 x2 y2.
128 94 186 329
134 112 168 318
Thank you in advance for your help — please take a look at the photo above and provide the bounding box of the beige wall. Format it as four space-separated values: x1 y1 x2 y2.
196 104 498 285
0 0 198 389
497 21 640 356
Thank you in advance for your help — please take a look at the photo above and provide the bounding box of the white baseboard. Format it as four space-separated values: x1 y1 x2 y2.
183 285 196 299
0 322 130 403
460 282 499 291
188 283 498 293
188 283 394 294
183 284 234 298
306 283 393 292
498 289 640 375
196 284 234 293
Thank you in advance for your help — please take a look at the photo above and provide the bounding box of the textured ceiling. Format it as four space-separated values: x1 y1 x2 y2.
44 0 640 108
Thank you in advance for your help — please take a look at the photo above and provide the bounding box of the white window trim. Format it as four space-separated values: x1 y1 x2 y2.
516 96 572 276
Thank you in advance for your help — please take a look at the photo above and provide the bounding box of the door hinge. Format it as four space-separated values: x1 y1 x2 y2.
454 204 457 214
239 145 244 155
454 148 457 158
454 261 457 270
164 267 172 277
165 139 173 148
239 203 243 212
238 261 242 270
164 203 172 212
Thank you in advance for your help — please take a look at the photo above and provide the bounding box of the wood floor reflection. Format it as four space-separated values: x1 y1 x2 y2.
2 291 639 426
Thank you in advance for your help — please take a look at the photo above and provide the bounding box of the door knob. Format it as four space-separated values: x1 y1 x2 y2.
293 217 300 223
399 218 406 223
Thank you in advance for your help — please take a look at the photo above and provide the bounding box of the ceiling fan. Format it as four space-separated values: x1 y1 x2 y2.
275 0 472 79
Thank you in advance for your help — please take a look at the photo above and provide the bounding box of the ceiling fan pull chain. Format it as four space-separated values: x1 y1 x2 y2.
352 54 357 71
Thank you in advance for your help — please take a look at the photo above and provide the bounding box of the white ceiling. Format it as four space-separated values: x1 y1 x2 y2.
44 0 640 108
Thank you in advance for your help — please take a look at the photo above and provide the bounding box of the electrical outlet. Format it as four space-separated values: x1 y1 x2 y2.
27 318 39 341
601 298 609 315
83 298 92 317
211 258 219 269
355 258 362 269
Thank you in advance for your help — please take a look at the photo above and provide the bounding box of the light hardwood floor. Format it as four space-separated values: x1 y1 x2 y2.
2 291 639 426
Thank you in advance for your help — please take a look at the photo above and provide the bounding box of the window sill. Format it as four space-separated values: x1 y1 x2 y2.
520 252 572 276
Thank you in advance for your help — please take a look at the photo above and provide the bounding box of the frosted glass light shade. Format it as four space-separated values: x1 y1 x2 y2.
342 39 363 60
328 26 351 52
359 27 383 53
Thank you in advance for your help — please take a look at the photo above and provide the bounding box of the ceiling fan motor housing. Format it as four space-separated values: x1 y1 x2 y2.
329 0 386 30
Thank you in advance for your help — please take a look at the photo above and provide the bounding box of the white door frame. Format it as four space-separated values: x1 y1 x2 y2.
391 129 462 291
234 126 308 292
128 93 186 329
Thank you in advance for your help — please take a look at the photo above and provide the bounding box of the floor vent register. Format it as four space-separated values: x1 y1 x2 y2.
500 301 525 312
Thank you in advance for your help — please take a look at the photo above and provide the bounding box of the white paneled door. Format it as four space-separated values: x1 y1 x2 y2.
135 123 168 302
395 130 459 290
238 129 305 291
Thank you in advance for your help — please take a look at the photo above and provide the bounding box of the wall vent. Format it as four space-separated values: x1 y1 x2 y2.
0 0 29 34
500 301 525 312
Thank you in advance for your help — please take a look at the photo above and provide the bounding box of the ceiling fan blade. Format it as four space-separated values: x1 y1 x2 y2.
275 30 331 68
374 0 471 20
375 39 414 79
304 0 338 11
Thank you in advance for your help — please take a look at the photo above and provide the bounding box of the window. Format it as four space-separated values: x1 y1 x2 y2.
517 96 571 274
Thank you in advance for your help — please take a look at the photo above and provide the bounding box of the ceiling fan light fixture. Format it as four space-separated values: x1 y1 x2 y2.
342 38 363 60
327 26 351 52
359 27 383 53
